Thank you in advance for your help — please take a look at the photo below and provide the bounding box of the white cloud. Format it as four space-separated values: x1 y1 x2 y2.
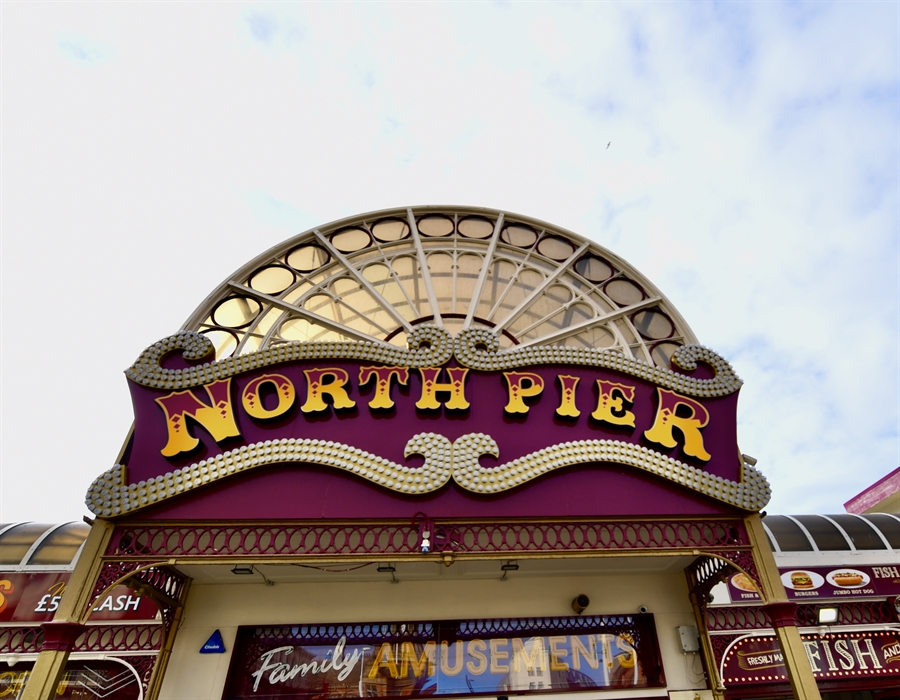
1 1 897 521
55 31 115 65
242 188 318 231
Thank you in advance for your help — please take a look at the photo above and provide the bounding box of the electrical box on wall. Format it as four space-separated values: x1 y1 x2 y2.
668 691 714 700
677 625 700 653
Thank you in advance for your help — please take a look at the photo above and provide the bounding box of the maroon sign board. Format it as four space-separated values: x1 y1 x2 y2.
721 630 900 686
223 614 664 700
87 331 771 521
0 572 159 622
727 565 900 603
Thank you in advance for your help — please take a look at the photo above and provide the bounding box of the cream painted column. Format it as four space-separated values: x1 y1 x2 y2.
745 513 821 700
687 585 725 700
21 519 115 700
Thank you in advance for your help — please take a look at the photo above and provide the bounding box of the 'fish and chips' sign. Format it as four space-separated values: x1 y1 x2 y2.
86 327 770 517
721 631 900 686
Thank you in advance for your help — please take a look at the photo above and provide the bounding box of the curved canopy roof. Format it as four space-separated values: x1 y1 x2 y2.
183 206 697 368
763 513 900 552
0 522 90 569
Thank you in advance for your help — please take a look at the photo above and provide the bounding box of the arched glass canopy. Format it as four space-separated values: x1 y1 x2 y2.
184 206 697 368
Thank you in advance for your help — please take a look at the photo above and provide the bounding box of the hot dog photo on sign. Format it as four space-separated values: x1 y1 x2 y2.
827 569 870 588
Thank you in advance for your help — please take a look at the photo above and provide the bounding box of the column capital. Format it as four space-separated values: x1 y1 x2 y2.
40 622 85 652
762 601 799 629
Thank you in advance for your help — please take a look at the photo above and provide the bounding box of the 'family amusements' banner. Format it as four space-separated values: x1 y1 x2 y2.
223 615 664 700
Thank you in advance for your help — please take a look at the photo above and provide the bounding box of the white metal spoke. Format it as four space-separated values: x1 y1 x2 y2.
493 241 590 333
226 282 387 344
516 296 662 348
407 209 443 327
313 230 412 333
184 206 697 368
463 213 504 328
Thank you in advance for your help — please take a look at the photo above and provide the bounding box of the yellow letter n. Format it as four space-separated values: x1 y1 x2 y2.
155 379 241 457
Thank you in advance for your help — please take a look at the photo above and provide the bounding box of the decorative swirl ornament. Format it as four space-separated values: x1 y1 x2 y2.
453 328 742 398
126 325 455 391
85 433 770 517
126 325 741 398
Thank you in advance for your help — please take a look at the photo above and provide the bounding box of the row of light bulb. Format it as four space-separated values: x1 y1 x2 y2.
87 432 770 517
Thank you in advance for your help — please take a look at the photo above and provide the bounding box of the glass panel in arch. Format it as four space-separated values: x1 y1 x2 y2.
282 281 313 306
331 278 395 335
251 307 285 339
455 254 483 315
650 342 681 368
426 252 455 314
201 328 239 359
389 330 408 347
475 259 517 321
326 287 392 336
559 325 617 349
304 293 339 319
497 334 515 349
628 344 648 362
589 292 615 314
520 303 594 342
612 319 637 346
488 267 545 324
442 317 465 338
279 318 348 343
239 335 261 355
362 263 416 321
506 285 574 337
390 256 433 320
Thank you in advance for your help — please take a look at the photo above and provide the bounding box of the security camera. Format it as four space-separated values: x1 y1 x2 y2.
638 605 649 614
572 595 590 614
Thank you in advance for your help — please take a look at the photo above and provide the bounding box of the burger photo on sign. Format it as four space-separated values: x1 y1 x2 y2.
780 570 825 591
826 569 870 588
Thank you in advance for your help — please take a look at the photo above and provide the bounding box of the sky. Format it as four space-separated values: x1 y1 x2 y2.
1 1 898 523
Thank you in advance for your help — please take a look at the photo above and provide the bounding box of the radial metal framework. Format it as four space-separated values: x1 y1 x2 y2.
185 206 696 367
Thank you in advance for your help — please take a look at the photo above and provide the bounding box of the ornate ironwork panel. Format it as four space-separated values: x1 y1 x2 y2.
126 654 158 695
709 633 743 666
708 599 899 632
89 560 148 609
707 606 770 631
0 624 162 655
0 626 43 654
687 549 760 601
687 555 732 594
106 519 749 559
88 562 188 632
76 624 163 652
